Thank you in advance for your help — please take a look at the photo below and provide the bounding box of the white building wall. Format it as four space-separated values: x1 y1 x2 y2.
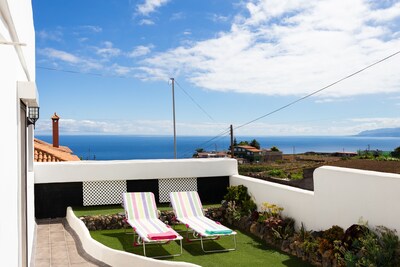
0 0 37 266
34 158 238 183
231 166 400 233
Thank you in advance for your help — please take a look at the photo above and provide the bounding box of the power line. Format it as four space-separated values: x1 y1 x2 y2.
38 66 215 122
37 66 122 78
179 127 231 158
175 80 215 122
235 49 400 131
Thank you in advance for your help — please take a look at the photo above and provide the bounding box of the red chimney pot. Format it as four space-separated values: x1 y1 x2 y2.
52 112 60 148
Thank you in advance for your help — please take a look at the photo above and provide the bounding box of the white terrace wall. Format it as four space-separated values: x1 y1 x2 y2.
34 158 238 183
231 166 400 233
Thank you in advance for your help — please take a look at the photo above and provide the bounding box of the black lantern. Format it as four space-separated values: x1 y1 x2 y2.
27 106 40 127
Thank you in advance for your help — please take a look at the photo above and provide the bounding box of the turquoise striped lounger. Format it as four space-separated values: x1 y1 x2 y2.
170 191 237 253
123 192 183 258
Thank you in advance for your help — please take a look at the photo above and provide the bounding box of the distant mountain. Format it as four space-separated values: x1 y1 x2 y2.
357 127 400 137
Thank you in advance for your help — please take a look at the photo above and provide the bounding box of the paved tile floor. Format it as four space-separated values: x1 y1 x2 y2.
34 218 108 267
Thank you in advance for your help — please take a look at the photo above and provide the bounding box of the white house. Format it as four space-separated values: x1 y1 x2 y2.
0 0 38 266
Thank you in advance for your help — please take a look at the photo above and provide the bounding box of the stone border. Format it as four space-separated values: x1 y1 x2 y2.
66 207 199 267
63 218 111 266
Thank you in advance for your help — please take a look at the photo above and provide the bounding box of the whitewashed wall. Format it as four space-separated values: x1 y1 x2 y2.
231 166 400 233
0 0 37 266
34 158 238 183
66 208 200 267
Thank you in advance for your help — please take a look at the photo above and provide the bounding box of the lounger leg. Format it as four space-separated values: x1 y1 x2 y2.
146 239 183 259
200 234 237 253
143 240 147 257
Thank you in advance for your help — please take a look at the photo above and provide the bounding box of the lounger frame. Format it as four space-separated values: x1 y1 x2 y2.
123 192 183 258
170 191 237 253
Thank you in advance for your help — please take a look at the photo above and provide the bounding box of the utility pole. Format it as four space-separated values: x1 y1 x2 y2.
170 78 177 159
230 124 234 158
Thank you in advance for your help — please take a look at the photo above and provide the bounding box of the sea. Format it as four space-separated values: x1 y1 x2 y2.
35 135 400 161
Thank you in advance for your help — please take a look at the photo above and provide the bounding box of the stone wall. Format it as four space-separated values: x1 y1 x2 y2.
79 208 224 231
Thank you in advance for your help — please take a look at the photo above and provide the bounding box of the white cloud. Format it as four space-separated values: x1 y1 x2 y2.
171 12 185 21
39 48 81 64
314 97 352 104
128 45 154 57
39 48 102 70
368 2 400 22
80 25 103 33
136 0 400 97
139 19 155 25
34 116 400 136
37 30 63 42
210 14 230 23
183 31 191 35
96 41 121 58
137 0 169 16
112 64 133 75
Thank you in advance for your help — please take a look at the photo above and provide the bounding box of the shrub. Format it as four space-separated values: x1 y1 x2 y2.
271 146 280 151
391 146 400 158
224 185 257 216
322 225 345 243
289 171 303 180
267 169 286 178
335 225 399 267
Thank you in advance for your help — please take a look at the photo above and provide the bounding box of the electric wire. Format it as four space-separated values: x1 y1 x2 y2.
178 127 231 158
235 49 400 131
38 49 400 157
37 66 123 78
180 49 400 156
174 80 215 122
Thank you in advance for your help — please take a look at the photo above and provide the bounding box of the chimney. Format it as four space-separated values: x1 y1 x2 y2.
52 112 60 148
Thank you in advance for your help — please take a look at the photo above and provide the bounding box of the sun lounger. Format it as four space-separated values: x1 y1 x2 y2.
169 191 237 253
123 192 183 258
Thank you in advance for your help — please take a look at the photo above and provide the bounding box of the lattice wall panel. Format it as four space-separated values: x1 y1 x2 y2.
83 180 127 206
158 177 197 203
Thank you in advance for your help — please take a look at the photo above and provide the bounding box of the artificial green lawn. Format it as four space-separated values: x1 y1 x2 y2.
90 224 312 267
73 203 222 217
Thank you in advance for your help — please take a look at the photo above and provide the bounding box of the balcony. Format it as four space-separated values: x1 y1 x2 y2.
31 158 400 266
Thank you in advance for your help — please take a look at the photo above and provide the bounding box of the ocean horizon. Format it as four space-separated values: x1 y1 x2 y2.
35 135 400 160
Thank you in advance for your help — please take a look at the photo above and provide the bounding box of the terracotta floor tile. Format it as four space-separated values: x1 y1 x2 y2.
69 251 87 264
35 246 50 261
36 237 50 248
34 259 50 267
50 231 65 243
49 223 65 232
35 218 107 267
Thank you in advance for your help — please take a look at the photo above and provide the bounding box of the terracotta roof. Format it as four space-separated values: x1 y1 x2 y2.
34 138 80 162
236 145 262 152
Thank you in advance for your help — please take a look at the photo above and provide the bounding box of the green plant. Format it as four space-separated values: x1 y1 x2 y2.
391 146 400 158
302 238 319 254
289 171 303 180
267 169 286 178
224 185 257 216
271 217 295 240
224 201 242 224
261 202 284 218
322 225 344 243
335 224 399 267
271 146 280 151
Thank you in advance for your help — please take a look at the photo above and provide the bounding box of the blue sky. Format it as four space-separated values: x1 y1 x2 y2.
33 0 400 136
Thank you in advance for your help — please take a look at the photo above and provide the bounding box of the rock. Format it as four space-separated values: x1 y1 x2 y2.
250 222 258 235
322 250 333 267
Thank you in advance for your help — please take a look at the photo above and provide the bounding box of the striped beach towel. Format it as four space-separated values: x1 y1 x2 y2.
170 191 233 237
123 192 180 241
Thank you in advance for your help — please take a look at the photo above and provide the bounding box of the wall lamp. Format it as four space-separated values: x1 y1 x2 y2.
27 106 40 128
